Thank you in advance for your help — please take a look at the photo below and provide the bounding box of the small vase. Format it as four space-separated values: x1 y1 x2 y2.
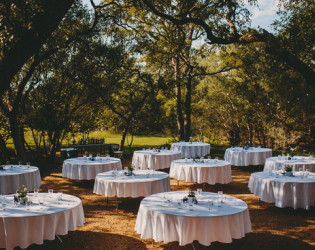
19 197 28 205
285 172 293 177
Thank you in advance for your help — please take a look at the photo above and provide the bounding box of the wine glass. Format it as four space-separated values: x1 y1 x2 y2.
188 197 194 210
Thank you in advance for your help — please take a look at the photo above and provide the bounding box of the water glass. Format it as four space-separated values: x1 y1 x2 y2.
18 161 22 166
197 188 202 196
34 188 39 197
48 189 53 197
177 199 182 209
188 197 194 210
207 200 213 210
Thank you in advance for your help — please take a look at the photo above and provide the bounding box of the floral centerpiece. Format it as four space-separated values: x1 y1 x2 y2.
17 185 28 204
124 166 134 176
284 165 293 176
183 190 198 204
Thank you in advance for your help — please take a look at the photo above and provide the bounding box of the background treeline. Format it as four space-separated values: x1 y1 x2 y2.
0 0 314 162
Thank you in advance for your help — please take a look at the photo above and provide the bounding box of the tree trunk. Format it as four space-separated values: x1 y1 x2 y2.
9 113 26 161
0 133 8 162
172 56 185 141
184 67 193 141
120 123 130 152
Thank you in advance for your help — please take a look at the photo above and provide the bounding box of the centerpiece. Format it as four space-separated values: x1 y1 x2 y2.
0 165 4 170
284 165 293 176
183 190 198 204
124 166 134 176
17 185 28 205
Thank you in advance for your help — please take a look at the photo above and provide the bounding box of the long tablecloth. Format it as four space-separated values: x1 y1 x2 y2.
93 170 170 198
132 150 181 170
171 142 210 158
248 171 315 209
62 157 122 180
224 147 272 166
169 159 232 184
135 191 252 246
263 156 315 172
0 193 85 250
0 165 41 195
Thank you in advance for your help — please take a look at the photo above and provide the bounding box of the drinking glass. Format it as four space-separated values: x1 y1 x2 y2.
218 191 223 205
177 199 182 209
207 200 213 210
197 188 202 196
34 188 39 197
48 189 53 197
188 197 194 210
18 161 22 166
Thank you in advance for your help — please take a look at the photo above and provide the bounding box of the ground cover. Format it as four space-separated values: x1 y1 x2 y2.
21 153 315 250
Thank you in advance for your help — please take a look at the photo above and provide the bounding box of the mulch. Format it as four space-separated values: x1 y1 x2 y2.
21 157 315 250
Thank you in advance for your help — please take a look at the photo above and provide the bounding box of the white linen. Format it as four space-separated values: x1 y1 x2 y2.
0 193 85 250
62 157 122 180
0 165 41 195
248 171 315 209
93 170 170 198
135 191 252 246
169 159 232 184
263 156 315 172
171 142 211 158
224 147 272 166
132 150 181 170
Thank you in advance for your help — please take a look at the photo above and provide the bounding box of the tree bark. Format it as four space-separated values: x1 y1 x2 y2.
172 56 185 141
8 112 26 161
184 67 193 141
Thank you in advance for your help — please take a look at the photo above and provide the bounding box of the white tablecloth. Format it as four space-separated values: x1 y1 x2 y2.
224 147 272 166
0 193 85 250
171 142 211 158
62 157 122 180
132 150 181 170
0 165 41 195
263 156 315 172
93 170 170 198
169 159 232 184
135 191 251 246
248 171 315 209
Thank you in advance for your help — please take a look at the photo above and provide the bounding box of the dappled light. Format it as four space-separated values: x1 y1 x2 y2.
18 157 314 249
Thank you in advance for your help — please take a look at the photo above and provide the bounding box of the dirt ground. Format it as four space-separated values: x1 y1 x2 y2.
21 157 315 250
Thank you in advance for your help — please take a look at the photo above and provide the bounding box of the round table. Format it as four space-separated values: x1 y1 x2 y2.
224 147 272 166
248 171 315 209
0 165 41 195
171 142 210 158
62 156 122 180
135 191 252 246
263 156 315 172
169 159 232 184
132 150 181 170
0 193 85 249
93 170 170 198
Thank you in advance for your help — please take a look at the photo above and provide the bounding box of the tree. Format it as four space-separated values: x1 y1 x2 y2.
0 0 75 98
138 0 314 87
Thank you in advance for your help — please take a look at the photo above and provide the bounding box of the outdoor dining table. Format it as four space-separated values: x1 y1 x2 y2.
62 156 122 180
132 149 181 170
171 141 211 158
135 191 252 246
263 156 315 173
0 165 41 195
169 159 232 185
224 147 272 166
0 193 85 250
248 171 315 209
93 170 170 198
